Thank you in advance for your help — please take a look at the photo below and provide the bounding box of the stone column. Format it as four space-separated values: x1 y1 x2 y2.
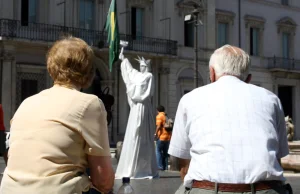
294 81 300 140
72 0 78 27
158 65 170 113
152 58 159 114
0 0 14 19
13 0 19 20
205 0 216 50
1 50 16 130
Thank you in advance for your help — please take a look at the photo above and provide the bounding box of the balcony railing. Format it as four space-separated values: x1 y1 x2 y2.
268 56 300 71
0 19 177 55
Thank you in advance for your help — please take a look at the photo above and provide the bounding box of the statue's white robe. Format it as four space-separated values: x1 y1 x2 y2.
115 58 158 179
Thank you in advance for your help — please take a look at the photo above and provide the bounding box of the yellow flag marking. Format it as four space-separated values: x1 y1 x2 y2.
111 12 115 41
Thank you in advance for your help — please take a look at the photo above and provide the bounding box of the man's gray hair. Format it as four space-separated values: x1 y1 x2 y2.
209 45 250 80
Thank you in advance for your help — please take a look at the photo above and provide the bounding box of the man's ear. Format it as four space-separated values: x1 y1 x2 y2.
209 66 216 83
245 74 252 83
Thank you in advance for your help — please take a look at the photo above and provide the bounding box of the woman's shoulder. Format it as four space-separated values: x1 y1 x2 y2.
76 93 105 111
43 86 101 110
75 92 102 108
50 85 97 100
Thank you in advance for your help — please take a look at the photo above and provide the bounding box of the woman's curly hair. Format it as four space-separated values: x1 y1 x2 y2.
47 36 95 89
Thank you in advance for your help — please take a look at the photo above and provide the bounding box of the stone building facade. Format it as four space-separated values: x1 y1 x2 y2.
0 0 299 144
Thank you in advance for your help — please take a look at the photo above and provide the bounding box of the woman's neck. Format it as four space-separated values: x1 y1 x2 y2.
54 84 81 91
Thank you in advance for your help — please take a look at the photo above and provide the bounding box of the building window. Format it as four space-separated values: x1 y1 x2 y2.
79 0 95 29
277 17 296 59
281 0 289 5
217 23 228 47
184 21 194 47
250 27 259 56
29 0 37 22
131 7 144 39
244 15 265 57
282 33 290 58
21 0 37 25
216 10 235 48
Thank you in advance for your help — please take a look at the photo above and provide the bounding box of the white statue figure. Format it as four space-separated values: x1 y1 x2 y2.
115 51 158 179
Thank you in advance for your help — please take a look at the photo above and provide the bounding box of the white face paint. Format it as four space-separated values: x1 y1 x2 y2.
140 61 148 73
140 65 147 73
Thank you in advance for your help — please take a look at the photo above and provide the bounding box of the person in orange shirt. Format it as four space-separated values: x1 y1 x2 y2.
155 105 171 171
0 104 7 166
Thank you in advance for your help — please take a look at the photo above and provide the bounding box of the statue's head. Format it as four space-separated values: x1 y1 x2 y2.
135 56 151 73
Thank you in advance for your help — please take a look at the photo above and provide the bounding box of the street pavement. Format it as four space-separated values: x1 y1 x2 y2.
0 157 299 194
111 156 182 193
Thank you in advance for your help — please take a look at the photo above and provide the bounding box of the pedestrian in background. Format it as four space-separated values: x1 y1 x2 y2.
155 105 171 171
0 37 114 194
169 45 290 194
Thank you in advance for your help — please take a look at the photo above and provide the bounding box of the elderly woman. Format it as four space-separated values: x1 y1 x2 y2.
0 37 114 194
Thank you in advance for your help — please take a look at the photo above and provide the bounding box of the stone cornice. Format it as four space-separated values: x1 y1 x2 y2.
176 0 205 8
216 9 235 25
248 0 300 12
0 51 15 60
277 17 297 26
127 0 153 6
277 17 297 35
176 0 206 16
244 15 266 29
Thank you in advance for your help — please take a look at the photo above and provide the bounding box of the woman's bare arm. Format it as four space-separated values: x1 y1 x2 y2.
88 155 114 193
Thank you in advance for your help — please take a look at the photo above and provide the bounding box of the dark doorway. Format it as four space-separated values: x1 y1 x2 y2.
21 0 29 26
278 86 293 118
21 79 38 102
184 20 194 47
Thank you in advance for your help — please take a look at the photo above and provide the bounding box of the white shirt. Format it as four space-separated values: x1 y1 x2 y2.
168 76 289 187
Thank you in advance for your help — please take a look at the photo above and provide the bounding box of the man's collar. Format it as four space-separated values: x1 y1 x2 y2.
217 75 241 82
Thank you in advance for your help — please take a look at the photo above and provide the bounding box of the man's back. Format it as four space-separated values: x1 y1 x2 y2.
170 76 289 186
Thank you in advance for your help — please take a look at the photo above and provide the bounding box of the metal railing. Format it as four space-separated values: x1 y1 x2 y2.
268 56 300 71
0 19 177 55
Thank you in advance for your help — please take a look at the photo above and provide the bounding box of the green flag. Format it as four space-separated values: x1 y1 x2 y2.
105 0 120 72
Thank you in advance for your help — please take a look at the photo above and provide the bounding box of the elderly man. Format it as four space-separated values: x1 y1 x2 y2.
169 45 289 194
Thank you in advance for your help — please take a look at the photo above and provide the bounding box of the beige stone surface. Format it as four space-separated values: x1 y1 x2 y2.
282 155 300 171
282 141 300 172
